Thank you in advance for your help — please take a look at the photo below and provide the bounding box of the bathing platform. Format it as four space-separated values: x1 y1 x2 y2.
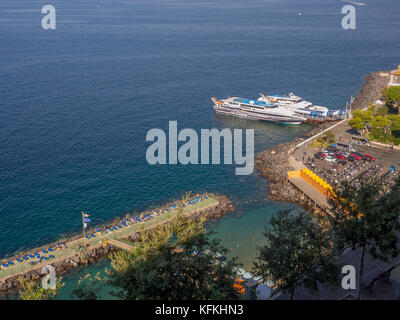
0 194 226 287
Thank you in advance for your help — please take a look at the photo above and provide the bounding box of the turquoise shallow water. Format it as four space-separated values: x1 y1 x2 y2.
1 0 400 298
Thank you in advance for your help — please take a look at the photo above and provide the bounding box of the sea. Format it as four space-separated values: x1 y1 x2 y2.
0 0 399 299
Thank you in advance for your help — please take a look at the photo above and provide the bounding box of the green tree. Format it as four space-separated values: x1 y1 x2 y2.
349 117 365 131
370 116 391 141
106 213 242 300
328 176 400 300
18 276 64 300
367 104 376 115
384 86 400 112
316 130 336 147
252 210 340 300
376 105 389 117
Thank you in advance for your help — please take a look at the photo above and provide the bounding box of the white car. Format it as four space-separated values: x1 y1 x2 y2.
325 156 336 162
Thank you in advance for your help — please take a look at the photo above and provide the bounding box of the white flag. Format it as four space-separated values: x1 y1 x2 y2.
84 223 87 228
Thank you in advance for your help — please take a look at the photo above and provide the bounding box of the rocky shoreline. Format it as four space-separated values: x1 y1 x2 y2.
0 195 234 294
255 123 330 211
255 70 389 211
351 71 390 110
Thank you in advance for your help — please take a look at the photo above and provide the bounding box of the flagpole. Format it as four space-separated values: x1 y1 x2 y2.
82 210 86 239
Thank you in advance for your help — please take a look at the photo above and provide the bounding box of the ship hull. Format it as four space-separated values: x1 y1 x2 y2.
213 106 303 125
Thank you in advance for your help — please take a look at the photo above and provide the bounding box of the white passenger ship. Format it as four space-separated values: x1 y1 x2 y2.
258 93 342 118
211 97 306 125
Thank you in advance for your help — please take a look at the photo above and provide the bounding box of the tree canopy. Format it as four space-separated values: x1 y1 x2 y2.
252 210 340 300
349 106 400 145
18 276 64 300
105 213 242 300
385 86 400 111
328 176 400 299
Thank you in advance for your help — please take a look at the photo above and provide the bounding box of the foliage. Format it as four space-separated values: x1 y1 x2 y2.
105 209 242 300
328 176 400 299
18 276 64 300
384 86 400 111
313 130 336 148
71 273 104 300
349 106 400 145
348 117 364 131
252 210 340 300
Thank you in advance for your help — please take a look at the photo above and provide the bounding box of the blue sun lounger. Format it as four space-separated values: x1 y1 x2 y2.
134 216 141 222
42 256 49 260
121 221 127 227
22 256 28 260
49 255 55 259
48 248 54 252
42 249 48 254
90 234 95 237
116 225 122 228
113 226 118 230
16 258 22 263
8 261 14 265
35 252 40 256
2 263 8 268
29 254 35 258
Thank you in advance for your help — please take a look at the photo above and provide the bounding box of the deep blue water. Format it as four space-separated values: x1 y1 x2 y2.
1 0 400 297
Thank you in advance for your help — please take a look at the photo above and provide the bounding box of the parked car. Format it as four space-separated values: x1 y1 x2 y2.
327 146 339 153
352 152 364 158
334 153 346 160
314 152 326 159
363 154 375 161
325 156 336 162
350 153 362 161
347 155 356 162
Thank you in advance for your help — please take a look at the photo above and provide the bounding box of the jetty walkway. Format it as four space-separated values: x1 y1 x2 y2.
0 194 231 289
287 170 330 211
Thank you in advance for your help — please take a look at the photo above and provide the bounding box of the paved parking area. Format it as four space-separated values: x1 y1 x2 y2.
292 121 400 190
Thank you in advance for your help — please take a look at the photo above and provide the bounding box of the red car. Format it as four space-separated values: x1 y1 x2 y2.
363 154 375 161
314 152 326 159
350 153 362 161
334 153 346 160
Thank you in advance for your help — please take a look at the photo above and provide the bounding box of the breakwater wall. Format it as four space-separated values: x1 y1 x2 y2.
0 195 234 293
